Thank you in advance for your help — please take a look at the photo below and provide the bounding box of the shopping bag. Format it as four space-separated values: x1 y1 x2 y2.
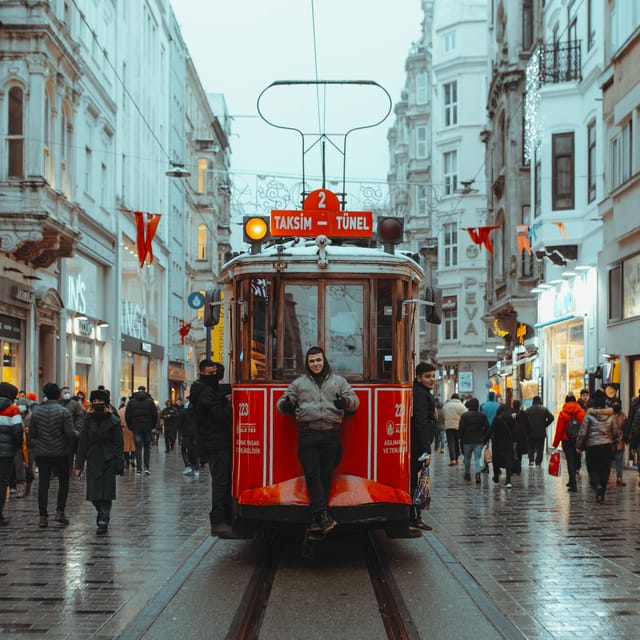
413 463 431 510
548 451 561 477
484 447 492 464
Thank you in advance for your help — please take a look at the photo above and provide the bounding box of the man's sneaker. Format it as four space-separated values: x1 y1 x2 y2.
319 508 337 535
409 515 432 531
182 467 193 475
144 468 150 475
194 469 200 477
505 482 513 489
136 469 142 476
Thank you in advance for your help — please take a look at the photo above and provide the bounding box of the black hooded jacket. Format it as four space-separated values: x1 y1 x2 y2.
190 374 232 451
124 390 158 435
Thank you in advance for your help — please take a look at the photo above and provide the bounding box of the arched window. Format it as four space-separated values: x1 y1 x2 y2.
7 86 24 178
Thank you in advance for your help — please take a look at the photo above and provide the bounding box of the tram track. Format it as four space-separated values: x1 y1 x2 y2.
226 530 419 640
118 527 520 640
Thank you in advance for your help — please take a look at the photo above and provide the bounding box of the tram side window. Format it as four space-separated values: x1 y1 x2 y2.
326 284 364 377
249 278 270 380
376 281 393 379
282 284 318 376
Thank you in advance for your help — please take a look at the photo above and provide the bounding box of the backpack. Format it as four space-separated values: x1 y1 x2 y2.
566 415 580 441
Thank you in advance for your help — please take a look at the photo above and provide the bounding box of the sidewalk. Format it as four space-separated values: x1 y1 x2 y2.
0 447 213 639
1 446 639 639
424 448 640 639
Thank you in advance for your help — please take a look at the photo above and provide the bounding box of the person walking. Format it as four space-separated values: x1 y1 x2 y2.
459 398 490 484
576 389 618 503
125 386 158 475
510 400 529 474
407 362 437 531
160 400 180 453
29 383 76 527
486 404 516 488
73 389 124 534
442 393 466 465
117 397 136 469
0 382 23 526
277 347 359 536
191 360 234 536
178 397 199 476
551 394 585 492
610 399 628 487
525 396 554 467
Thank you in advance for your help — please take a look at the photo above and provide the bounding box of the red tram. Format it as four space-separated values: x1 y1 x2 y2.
217 190 439 538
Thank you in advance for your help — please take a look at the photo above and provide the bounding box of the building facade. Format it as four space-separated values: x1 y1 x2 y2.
388 0 494 400
0 0 231 402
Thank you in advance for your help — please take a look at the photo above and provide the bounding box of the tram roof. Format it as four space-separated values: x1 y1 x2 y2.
220 242 424 281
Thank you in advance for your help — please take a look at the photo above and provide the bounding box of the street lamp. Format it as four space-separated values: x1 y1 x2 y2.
165 161 191 178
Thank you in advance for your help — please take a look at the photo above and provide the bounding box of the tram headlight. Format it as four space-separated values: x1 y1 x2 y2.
243 216 270 254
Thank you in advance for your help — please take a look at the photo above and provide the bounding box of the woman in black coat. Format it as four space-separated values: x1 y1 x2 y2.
74 390 124 534
486 404 516 488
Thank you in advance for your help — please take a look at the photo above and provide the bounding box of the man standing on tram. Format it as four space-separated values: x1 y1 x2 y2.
277 346 359 536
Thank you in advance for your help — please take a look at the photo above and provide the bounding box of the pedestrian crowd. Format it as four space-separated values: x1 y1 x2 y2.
0 370 234 536
430 384 640 506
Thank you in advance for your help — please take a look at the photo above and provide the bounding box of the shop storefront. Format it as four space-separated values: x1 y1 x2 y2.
0 312 23 389
535 269 596 422
63 254 109 396
120 236 165 402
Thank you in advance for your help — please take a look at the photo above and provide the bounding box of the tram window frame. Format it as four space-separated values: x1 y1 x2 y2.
235 274 415 384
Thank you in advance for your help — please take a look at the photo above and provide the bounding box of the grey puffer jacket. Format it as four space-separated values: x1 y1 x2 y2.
575 407 617 450
29 401 75 457
277 371 359 431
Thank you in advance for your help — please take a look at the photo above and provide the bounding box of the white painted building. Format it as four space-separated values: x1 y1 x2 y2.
388 0 494 400
525 0 605 419
0 0 230 402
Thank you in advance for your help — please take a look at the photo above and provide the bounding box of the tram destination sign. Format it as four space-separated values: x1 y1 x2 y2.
270 209 373 238
270 189 372 239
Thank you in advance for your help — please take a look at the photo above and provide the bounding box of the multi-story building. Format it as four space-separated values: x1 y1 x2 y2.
388 0 494 399
524 0 605 417
597 2 640 407
0 0 230 402
483 0 543 405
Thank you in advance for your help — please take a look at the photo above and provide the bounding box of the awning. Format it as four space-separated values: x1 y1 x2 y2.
533 314 577 330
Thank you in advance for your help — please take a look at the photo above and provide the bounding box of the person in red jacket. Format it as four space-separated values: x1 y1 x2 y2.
0 382 23 526
552 394 585 492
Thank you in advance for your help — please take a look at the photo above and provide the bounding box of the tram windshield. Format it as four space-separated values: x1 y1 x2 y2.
235 274 414 384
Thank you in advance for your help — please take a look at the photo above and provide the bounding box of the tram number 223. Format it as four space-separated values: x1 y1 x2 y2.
238 402 250 417
394 403 404 418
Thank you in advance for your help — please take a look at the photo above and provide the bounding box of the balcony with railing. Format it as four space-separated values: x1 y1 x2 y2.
539 41 582 84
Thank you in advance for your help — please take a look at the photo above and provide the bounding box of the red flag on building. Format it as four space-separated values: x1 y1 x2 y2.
134 212 162 268
462 225 501 254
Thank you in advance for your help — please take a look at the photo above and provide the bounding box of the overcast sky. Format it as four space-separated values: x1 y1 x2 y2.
170 0 424 209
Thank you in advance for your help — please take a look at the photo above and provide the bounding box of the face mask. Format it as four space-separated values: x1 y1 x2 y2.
93 403 106 413
62 393 71 400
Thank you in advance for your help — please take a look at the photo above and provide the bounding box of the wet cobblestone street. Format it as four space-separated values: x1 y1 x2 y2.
1 446 639 639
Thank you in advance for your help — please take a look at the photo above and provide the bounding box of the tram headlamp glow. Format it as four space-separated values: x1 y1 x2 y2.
243 216 270 242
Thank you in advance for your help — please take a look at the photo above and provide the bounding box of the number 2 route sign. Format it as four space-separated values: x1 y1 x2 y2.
270 188 373 239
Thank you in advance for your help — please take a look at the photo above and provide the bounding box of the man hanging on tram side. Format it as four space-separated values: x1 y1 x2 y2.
277 346 360 536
